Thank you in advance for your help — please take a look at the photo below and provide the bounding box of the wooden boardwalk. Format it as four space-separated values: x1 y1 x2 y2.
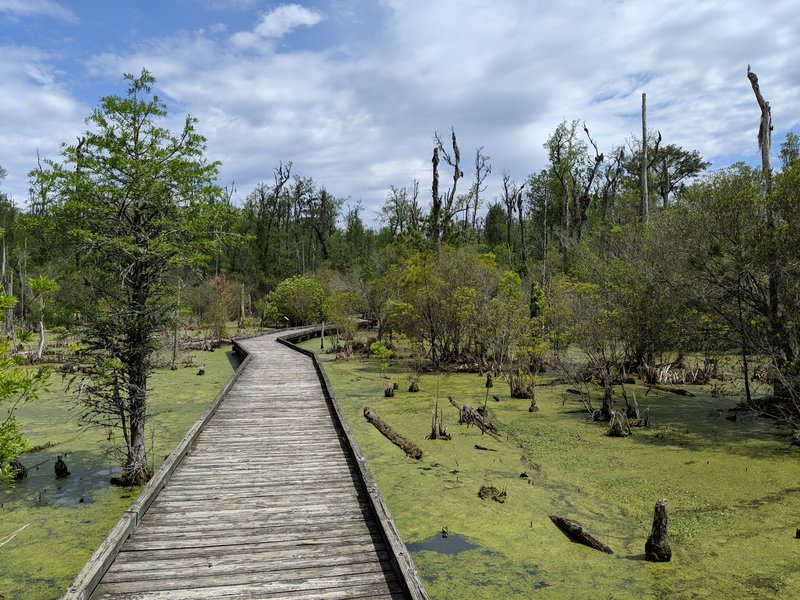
65 330 426 600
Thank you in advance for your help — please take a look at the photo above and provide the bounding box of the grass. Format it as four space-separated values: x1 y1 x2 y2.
0 347 239 600
304 338 800 600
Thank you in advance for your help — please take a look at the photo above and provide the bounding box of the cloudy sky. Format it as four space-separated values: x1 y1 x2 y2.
1 0 797 223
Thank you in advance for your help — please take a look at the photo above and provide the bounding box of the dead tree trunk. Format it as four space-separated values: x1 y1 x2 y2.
747 66 789 403
641 92 649 221
645 499 672 562
363 406 423 459
449 396 498 435
549 515 613 554
431 146 441 252
640 94 649 217
516 188 528 276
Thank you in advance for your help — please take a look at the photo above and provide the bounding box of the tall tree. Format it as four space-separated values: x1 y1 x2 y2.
434 128 464 244
31 70 224 485
641 93 649 221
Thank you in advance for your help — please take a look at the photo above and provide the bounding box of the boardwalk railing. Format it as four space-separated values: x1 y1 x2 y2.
62 327 428 600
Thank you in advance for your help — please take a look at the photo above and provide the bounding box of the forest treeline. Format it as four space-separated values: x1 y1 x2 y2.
0 69 798 483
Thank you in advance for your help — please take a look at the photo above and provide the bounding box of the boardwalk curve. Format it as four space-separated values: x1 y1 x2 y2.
63 329 427 600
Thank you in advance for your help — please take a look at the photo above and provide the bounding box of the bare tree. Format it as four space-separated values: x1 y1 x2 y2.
576 124 604 241
641 93 649 221
431 146 441 251
516 186 528 276
434 128 464 243
747 66 785 403
469 147 491 233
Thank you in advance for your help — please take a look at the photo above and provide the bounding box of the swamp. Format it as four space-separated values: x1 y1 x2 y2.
303 339 800 599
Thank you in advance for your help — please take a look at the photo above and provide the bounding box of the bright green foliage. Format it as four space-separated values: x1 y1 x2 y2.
207 272 234 340
0 291 47 483
484 270 532 372
268 275 326 325
324 290 365 343
29 69 224 485
386 246 535 369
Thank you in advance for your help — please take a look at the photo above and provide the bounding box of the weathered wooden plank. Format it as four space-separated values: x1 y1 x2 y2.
93 561 393 594
103 549 391 581
118 534 382 558
126 522 379 549
93 579 404 599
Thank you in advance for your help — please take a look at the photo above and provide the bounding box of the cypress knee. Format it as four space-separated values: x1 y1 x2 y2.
645 499 672 562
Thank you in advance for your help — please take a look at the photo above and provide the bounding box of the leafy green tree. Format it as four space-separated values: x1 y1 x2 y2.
30 70 224 485
0 292 47 483
207 272 234 341
268 275 326 325
324 290 365 349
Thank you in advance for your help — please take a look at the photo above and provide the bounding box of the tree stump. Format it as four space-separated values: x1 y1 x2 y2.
10 459 28 480
408 380 420 392
54 455 70 479
478 485 506 503
384 385 395 397
645 499 672 562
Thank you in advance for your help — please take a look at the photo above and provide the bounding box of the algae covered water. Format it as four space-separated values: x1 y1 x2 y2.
307 341 800 599
0 349 238 600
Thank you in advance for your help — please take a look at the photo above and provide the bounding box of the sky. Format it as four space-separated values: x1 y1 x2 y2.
1 0 798 224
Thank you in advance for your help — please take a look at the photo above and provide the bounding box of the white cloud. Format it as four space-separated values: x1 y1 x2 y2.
0 46 88 204
253 4 324 38
0 0 76 22
2 0 798 222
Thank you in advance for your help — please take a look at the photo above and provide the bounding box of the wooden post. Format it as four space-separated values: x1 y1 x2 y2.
645 499 672 562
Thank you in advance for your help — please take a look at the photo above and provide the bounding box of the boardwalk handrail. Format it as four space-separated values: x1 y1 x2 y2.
278 328 430 600
62 342 253 600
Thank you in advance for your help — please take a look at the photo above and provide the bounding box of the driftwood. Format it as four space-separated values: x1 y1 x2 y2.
646 385 695 397
606 411 631 437
363 406 422 459
182 338 227 351
645 499 672 562
549 515 613 554
474 444 497 452
448 396 498 435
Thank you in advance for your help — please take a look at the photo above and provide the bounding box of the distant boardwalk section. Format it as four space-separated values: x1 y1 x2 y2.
64 328 427 599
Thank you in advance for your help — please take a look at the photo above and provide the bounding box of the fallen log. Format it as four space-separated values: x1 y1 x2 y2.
461 403 498 434
646 385 695 397
363 406 422 459
474 444 497 452
449 396 499 436
645 499 672 562
549 515 613 554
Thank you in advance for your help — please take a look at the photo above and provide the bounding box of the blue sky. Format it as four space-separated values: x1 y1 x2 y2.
1 0 798 224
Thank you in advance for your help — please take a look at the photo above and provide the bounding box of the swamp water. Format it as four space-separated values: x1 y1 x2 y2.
304 341 800 599
0 349 238 600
